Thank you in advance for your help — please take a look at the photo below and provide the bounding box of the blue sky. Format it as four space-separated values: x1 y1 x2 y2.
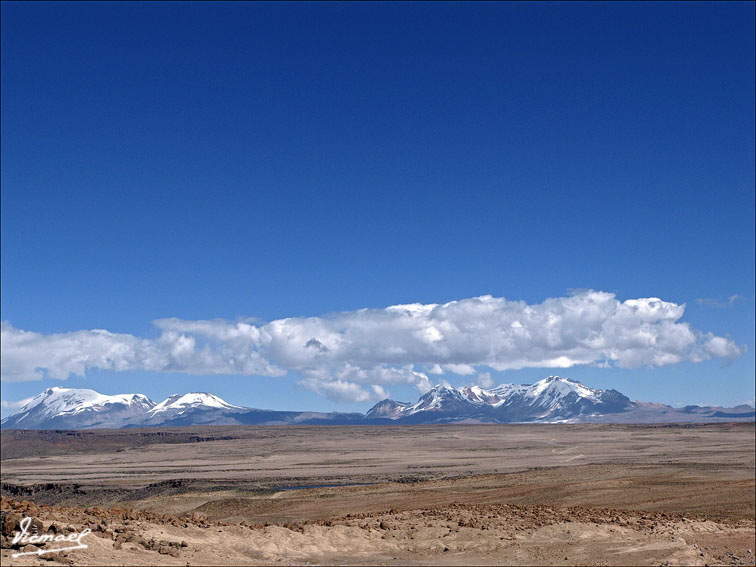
1 2 754 416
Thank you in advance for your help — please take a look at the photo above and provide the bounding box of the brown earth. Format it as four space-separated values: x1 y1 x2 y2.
1 422 754 565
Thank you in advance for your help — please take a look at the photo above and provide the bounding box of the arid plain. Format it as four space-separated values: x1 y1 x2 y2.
1 423 754 565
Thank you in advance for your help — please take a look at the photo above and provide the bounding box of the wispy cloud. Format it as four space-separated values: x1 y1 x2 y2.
696 294 745 308
1 398 34 412
475 372 495 388
1 291 745 402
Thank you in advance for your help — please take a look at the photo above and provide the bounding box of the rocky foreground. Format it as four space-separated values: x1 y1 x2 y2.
1 496 754 566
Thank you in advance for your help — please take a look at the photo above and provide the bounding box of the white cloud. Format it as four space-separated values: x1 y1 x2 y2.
0 321 284 382
476 372 494 388
296 378 376 404
0 291 746 402
696 294 745 308
443 364 476 376
1 397 34 412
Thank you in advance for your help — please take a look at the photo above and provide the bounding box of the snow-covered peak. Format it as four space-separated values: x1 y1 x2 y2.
414 386 446 409
457 385 509 405
365 399 412 419
527 376 600 402
14 387 154 419
148 392 241 415
489 383 529 398
0 387 248 429
363 375 627 422
366 377 606 417
459 386 487 403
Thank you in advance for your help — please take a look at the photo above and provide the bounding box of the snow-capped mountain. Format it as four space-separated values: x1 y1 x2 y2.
149 392 242 414
363 399 413 419
0 388 248 429
1 377 753 429
367 376 632 423
364 376 753 423
0 387 155 429
136 392 247 426
0 388 364 429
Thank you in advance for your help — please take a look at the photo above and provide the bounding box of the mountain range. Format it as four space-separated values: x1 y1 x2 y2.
1 376 753 429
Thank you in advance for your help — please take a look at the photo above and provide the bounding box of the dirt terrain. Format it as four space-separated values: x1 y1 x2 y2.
1 423 754 565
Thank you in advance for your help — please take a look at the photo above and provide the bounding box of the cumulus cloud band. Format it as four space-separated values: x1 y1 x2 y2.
1 291 744 402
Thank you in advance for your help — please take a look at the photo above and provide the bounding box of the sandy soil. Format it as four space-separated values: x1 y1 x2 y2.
2 496 754 566
1 423 754 565
3 423 754 491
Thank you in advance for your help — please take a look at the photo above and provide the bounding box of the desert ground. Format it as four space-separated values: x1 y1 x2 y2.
1 423 754 565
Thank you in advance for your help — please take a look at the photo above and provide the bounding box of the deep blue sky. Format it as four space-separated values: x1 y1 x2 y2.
1 2 754 414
